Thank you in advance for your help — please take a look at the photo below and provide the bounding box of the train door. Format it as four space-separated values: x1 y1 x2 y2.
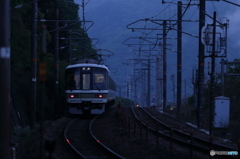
81 67 92 113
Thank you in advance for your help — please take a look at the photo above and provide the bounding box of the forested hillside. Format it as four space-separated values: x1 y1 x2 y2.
11 0 96 124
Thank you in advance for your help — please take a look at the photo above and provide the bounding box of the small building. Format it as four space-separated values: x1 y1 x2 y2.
214 96 230 128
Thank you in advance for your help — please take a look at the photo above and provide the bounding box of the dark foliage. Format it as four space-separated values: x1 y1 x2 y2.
182 58 240 142
11 0 97 123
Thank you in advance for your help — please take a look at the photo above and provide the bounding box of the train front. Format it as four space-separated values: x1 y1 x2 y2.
65 64 109 115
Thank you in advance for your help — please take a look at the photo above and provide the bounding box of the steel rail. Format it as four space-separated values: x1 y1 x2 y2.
89 115 126 159
131 107 237 158
140 107 238 153
63 118 86 159
64 116 125 159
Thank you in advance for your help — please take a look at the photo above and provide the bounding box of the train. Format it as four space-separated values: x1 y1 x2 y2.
65 59 116 115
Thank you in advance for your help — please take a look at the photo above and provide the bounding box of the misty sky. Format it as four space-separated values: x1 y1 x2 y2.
75 0 240 59
73 0 240 101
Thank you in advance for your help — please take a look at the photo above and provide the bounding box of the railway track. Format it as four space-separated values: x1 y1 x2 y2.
129 106 238 158
63 115 125 159
63 106 238 158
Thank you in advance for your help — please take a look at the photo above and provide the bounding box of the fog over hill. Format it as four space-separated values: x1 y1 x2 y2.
74 0 240 102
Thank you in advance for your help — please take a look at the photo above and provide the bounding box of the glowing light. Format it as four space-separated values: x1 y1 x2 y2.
98 95 103 98
70 95 74 98
96 140 100 143
66 139 70 144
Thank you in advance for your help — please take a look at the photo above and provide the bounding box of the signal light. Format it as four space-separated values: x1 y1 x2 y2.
38 63 47 81
98 95 103 98
66 139 70 144
70 95 75 98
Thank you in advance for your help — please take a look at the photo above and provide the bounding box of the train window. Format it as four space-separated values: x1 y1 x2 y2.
82 74 90 90
93 68 107 90
94 74 104 83
65 68 80 90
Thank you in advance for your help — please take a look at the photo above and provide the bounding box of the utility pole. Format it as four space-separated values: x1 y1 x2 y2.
147 58 151 107
163 20 167 110
197 0 205 129
209 12 217 136
221 59 224 96
39 24 47 159
141 66 147 107
68 29 72 64
54 8 59 119
127 82 129 99
30 0 38 129
177 1 182 116
193 69 198 110
0 0 10 158
156 44 163 110
82 0 86 31
171 74 176 104
134 64 137 104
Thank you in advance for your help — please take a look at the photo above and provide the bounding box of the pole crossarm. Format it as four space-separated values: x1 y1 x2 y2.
127 18 199 30
133 46 175 55
129 58 156 68
164 25 198 38
123 37 161 46
133 49 160 56
205 13 228 25
38 19 81 22
59 37 99 46
72 45 92 52
38 20 94 32
127 18 198 31
127 19 164 30
222 0 240 7
11 0 38 9
38 22 79 36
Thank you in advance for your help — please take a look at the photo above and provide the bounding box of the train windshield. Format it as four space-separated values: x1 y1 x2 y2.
82 74 90 89
65 68 80 90
93 68 108 90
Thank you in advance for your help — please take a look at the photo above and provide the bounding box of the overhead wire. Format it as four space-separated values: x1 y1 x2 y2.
211 1 222 24
149 0 175 19
151 0 193 49
137 1 178 51
136 20 148 60
171 2 198 50
130 0 193 66
138 0 177 44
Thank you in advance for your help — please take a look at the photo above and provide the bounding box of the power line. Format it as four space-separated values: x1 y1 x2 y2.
149 0 175 19
211 1 222 24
